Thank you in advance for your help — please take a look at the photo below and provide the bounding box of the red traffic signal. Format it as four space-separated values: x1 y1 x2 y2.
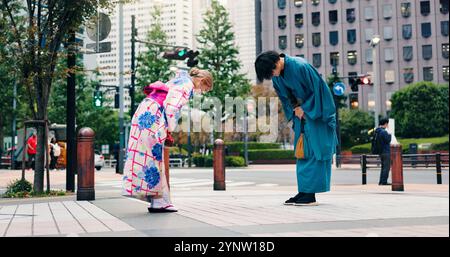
361 76 371 85
349 75 372 92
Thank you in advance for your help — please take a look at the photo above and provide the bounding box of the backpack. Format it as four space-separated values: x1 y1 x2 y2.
53 144 61 157
371 129 383 155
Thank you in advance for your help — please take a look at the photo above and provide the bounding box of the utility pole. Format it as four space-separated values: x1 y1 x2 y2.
11 79 17 170
66 30 76 191
118 2 125 174
130 15 136 116
332 66 342 168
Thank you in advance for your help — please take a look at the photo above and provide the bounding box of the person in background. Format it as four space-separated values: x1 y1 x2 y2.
376 118 392 186
26 132 37 171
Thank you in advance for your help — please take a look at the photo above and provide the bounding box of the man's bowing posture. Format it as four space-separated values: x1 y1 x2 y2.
255 51 338 206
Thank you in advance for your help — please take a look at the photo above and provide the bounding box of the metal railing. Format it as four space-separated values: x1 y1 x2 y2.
360 153 448 185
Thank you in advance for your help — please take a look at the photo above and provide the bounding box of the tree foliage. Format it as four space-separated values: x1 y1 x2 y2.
196 0 251 103
390 82 449 138
339 109 374 150
136 5 174 104
0 0 124 193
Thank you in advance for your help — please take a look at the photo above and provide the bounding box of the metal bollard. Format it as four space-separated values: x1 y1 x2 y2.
436 153 442 185
391 144 404 192
361 155 367 185
77 128 95 201
164 147 170 189
213 139 226 191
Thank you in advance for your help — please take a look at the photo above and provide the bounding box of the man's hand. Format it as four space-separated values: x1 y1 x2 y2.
294 106 304 119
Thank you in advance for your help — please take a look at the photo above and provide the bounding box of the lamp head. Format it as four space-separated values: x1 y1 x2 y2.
370 35 381 47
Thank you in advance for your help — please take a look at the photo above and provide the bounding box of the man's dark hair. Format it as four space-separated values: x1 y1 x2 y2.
379 118 389 126
255 51 280 83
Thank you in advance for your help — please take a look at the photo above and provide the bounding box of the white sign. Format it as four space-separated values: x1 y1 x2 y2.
387 118 399 145
102 145 109 155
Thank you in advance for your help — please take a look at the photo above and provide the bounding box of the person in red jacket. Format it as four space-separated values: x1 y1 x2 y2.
26 132 37 171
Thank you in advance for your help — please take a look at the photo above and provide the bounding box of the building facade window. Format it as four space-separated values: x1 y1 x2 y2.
403 68 414 83
401 2 411 17
443 66 450 81
329 31 339 46
383 4 393 19
279 36 287 50
346 8 356 23
441 21 449 36
385 48 394 62
442 43 449 59
347 51 357 65
384 26 393 41
402 24 413 39
278 15 287 29
403 46 413 61
422 45 433 60
294 0 303 7
385 70 395 84
364 6 375 21
312 32 321 47
329 10 338 25
441 0 450 14
420 1 431 16
330 52 340 66
278 0 286 9
295 14 304 28
365 28 374 42
423 67 433 81
421 23 432 38
312 0 320 6
365 49 373 63
312 12 320 26
347 29 357 44
295 34 304 48
329 0 337 4
349 93 359 109
312 53 322 68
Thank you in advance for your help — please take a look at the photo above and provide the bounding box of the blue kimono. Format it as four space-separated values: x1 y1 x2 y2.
273 55 338 193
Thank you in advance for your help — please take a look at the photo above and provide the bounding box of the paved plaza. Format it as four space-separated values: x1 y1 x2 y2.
0 165 448 237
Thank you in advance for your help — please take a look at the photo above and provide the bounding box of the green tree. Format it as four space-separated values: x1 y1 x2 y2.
196 0 251 103
136 5 174 104
339 109 374 149
47 51 119 149
391 82 449 138
0 0 126 193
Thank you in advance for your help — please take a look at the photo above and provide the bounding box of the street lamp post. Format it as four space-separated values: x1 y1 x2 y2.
370 35 381 129
118 2 125 174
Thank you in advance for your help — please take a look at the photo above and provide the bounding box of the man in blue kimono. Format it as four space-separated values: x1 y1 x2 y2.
255 51 338 206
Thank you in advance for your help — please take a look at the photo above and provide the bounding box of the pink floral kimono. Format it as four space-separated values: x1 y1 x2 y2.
122 70 194 203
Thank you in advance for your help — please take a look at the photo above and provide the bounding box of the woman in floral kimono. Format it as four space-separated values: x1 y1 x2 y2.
122 68 213 213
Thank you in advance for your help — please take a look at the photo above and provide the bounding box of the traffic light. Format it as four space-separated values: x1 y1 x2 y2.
163 47 189 60
187 50 199 67
349 75 372 92
94 90 103 108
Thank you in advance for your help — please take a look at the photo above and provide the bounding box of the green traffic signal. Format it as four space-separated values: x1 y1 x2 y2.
94 91 103 108
178 49 187 57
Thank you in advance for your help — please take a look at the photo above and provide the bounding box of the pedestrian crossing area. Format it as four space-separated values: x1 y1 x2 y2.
96 178 279 190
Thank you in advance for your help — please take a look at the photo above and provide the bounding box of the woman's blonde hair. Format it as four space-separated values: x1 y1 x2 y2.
189 68 213 91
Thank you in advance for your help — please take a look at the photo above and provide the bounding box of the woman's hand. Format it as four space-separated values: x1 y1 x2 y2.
294 106 304 119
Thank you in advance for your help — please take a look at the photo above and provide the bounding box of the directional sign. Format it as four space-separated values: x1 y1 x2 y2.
86 42 112 54
333 82 346 96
